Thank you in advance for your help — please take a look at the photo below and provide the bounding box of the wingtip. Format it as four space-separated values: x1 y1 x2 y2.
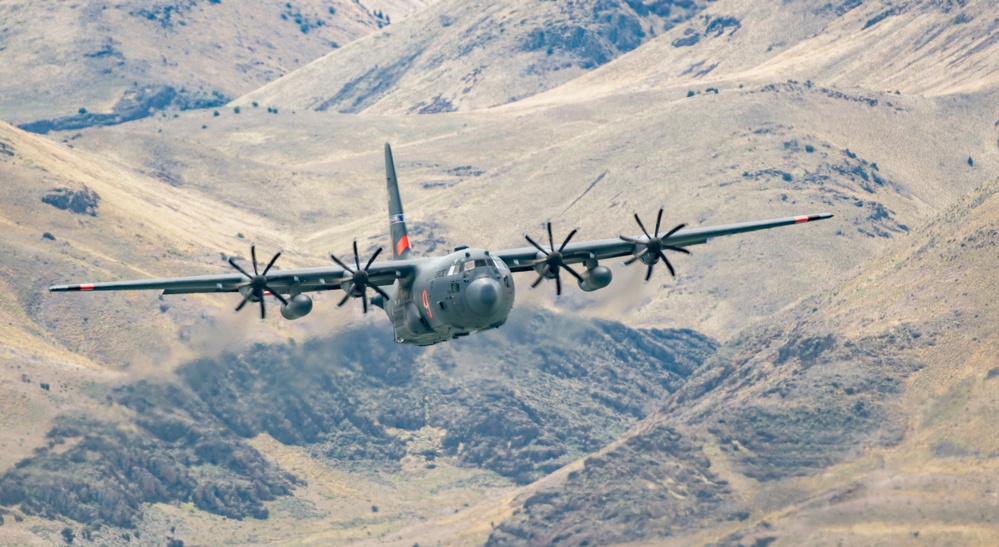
796 213 834 223
49 283 94 292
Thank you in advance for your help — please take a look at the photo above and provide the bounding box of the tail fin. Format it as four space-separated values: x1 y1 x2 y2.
385 143 413 260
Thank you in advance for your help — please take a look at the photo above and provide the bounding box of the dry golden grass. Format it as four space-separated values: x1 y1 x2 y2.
0 120 302 367
536 0 999 106
70 77 997 342
2 0 999 544
0 0 441 124
128 433 520 546
649 178 999 545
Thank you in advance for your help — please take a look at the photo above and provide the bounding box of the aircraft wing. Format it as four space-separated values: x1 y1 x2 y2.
494 213 833 273
49 259 420 295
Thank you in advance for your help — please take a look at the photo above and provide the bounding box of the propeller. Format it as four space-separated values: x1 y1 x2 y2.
619 207 690 281
524 221 584 296
330 241 390 314
228 245 288 319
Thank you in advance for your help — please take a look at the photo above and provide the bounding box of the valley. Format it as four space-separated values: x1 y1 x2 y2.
0 0 997 545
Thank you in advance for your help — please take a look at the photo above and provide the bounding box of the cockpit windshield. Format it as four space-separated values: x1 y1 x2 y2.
448 257 505 275
464 259 491 271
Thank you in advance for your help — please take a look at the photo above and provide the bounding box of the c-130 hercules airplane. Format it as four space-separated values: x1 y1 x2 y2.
51 144 832 346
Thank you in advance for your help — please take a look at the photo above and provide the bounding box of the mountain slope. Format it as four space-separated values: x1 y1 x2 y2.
486 176 999 545
0 119 303 544
0 310 718 545
69 70 998 340
1 0 998 545
0 119 293 367
0 0 432 126
234 0 717 114
237 0 999 118
753 0 999 97
529 0 999 106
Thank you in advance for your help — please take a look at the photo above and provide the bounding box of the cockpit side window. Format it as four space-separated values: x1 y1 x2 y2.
464 260 476 271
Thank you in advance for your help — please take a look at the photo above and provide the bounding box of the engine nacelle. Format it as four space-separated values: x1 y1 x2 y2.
280 294 313 320
577 265 613 292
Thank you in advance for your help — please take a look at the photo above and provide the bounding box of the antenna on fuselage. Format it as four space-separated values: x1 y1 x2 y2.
385 143 413 260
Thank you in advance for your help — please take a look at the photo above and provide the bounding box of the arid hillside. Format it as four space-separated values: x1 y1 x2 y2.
0 0 434 126
0 0 998 545
234 0 999 115
234 0 824 114
0 120 303 367
483 176 999 546
67 74 997 339
533 0 999 104
62 0 998 340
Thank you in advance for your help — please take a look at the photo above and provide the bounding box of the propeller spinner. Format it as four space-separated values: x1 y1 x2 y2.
524 221 584 296
620 208 690 281
228 245 288 319
330 241 390 314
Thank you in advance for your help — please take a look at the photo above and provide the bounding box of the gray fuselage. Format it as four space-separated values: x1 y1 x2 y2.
380 248 516 345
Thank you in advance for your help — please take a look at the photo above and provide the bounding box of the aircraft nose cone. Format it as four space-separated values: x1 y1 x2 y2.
466 277 502 316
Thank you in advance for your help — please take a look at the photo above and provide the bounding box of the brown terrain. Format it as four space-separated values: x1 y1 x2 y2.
0 0 997 545
0 0 435 126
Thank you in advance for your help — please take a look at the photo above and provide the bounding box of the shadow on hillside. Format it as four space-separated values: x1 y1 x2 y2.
0 308 717 528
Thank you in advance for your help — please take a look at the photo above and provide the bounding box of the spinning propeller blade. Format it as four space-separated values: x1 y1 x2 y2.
525 221 582 296
619 208 690 281
330 242 388 313
228 245 287 319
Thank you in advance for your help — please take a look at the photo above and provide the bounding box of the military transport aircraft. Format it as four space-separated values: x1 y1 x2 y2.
51 143 832 346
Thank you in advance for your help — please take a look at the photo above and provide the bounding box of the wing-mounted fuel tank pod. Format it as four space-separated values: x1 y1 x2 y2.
577 253 613 292
280 294 314 319
279 277 314 319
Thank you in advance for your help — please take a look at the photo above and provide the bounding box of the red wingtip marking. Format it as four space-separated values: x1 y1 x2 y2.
794 215 809 223
396 235 411 256
80 284 95 291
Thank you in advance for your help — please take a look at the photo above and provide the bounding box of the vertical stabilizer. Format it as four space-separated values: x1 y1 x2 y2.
385 143 413 260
